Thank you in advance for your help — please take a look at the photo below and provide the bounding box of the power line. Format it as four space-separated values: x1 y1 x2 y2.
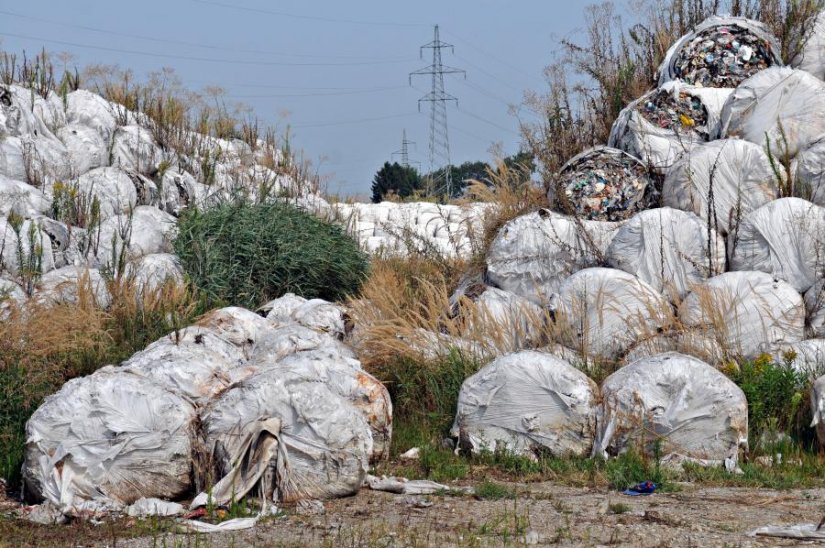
0 30 416 67
226 85 409 99
443 30 541 83
454 53 524 93
0 8 409 61
455 107 520 136
292 112 417 130
191 0 429 28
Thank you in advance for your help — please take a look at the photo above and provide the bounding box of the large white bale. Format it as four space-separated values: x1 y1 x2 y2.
23 370 196 510
621 329 725 367
31 91 66 132
0 217 56 277
551 267 673 361
0 85 39 137
790 10 825 79
94 206 176 268
0 176 50 217
0 134 71 185
252 322 356 364
657 16 782 87
810 373 825 445
679 271 805 359
261 293 348 339
464 287 547 349
729 198 825 293
720 67 825 157
56 124 109 176
74 167 139 220
663 139 778 236
0 277 25 319
196 306 271 358
606 207 725 300
124 253 184 293
110 125 164 176
769 340 825 378
451 351 598 458
486 210 620 305
795 135 825 206
593 352 748 464
805 279 825 338
65 90 117 144
199 371 371 502
609 82 732 173
35 266 110 308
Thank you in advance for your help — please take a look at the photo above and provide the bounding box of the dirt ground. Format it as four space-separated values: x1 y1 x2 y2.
5 482 825 547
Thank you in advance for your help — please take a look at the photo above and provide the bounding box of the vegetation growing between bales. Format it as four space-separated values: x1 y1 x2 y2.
174 201 369 309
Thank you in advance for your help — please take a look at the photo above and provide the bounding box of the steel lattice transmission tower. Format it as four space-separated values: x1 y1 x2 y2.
391 129 418 169
409 25 465 197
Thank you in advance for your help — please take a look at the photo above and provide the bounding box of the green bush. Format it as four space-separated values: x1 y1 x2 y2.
174 202 369 309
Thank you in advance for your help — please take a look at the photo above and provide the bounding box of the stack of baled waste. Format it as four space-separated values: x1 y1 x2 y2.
23 294 391 518
452 350 748 468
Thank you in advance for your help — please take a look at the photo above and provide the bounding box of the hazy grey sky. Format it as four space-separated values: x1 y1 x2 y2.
0 1 591 197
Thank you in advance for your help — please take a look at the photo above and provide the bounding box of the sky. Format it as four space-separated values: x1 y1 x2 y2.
0 1 591 198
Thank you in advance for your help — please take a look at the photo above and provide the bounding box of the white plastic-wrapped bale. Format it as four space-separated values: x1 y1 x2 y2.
663 139 778 236
35 266 110 308
196 371 371 504
196 306 272 359
65 89 117 144
268 352 392 461
74 167 139 220
120 326 246 402
486 210 620 304
457 286 547 351
621 329 726 367
811 373 825 446
0 175 50 217
791 10 825 79
31 91 67 133
795 135 825 206
679 271 805 359
56 124 109 176
609 82 732 173
593 352 748 465
606 207 725 300
260 293 348 339
720 67 825 158
550 147 652 222
0 277 25 319
23 370 196 510
451 351 598 458
805 279 825 338
657 16 782 88
551 268 673 362
0 85 40 137
0 134 71 186
768 340 825 378
110 125 164 176
94 206 176 268
729 198 825 293
0 217 56 277
157 168 211 215
252 322 356 364
124 253 184 293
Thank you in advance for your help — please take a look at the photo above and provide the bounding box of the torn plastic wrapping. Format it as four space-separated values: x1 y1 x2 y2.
485 210 621 305
679 271 805 359
608 82 732 173
728 198 825 293
550 147 653 222
720 67 825 158
593 352 748 464
605 207 725 301
663 139 778 236
23 370 196 510
658 16 781 88
551 267 673 362
451 351 598 458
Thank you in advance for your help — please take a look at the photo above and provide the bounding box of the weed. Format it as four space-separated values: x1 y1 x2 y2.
608 502 631 514
474 480 516 500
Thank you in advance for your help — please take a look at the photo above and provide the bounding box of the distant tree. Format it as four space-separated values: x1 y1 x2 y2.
503 151 536 174
424 152 536 198
371 162 422 203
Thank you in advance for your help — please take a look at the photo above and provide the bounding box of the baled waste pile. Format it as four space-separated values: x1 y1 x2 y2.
22 294 392 518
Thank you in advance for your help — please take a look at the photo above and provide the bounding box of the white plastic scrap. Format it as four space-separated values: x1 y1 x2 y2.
608 82 732 173
366 475 465 496
486 210 621 305
451 351 598 458
720 67 825 158
728 198 825 293
606 207 725 300
679 271 805 359
749 524 825 541
593 352 748 463
23 370 196 512
551 267 673 362
126 498 185 518
663 139 778 236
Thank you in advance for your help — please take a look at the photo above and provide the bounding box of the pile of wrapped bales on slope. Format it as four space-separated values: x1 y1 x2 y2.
22 294 391 517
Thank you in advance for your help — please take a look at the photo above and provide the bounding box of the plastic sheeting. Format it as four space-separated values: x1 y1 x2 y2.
0 175 50 217
768 339 825 378
23 370 196 510
35 266 111 308
720 67 825 158
657 16 782 87
124 253 184 293
609 82 732 173
451 351 598 458
0 277 25 319
679 271 805 359
606 207 725 300
805 279 825 338
728 198 825 293
94 206 177 269
551 267 673 362
74 167 139 220
261 293 348 339
0 216 56 277
790 10 825 79
811 373 825 445
663 139 778 236
65 90 117 144
110 125 164 176
486 210 621 305
621 329 725 367
795 135 825 206
593 352 748 463
198 371 371 504
454 286 548 351
56 124 109 176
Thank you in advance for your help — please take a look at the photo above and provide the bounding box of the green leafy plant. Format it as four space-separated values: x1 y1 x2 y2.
174 201 369 309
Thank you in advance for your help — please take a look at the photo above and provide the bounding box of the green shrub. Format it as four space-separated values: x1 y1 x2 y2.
174 201 369 309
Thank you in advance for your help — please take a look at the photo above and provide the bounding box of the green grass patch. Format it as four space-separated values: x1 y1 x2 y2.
474 480 516 500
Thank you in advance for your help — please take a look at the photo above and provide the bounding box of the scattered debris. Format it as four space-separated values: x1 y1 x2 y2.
399 447 421 460
552 147 652 222
622 481 656 497
296 500 326 516
365 475 472 496
639 88 708 135
126 498 184 518
749 523 825 541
